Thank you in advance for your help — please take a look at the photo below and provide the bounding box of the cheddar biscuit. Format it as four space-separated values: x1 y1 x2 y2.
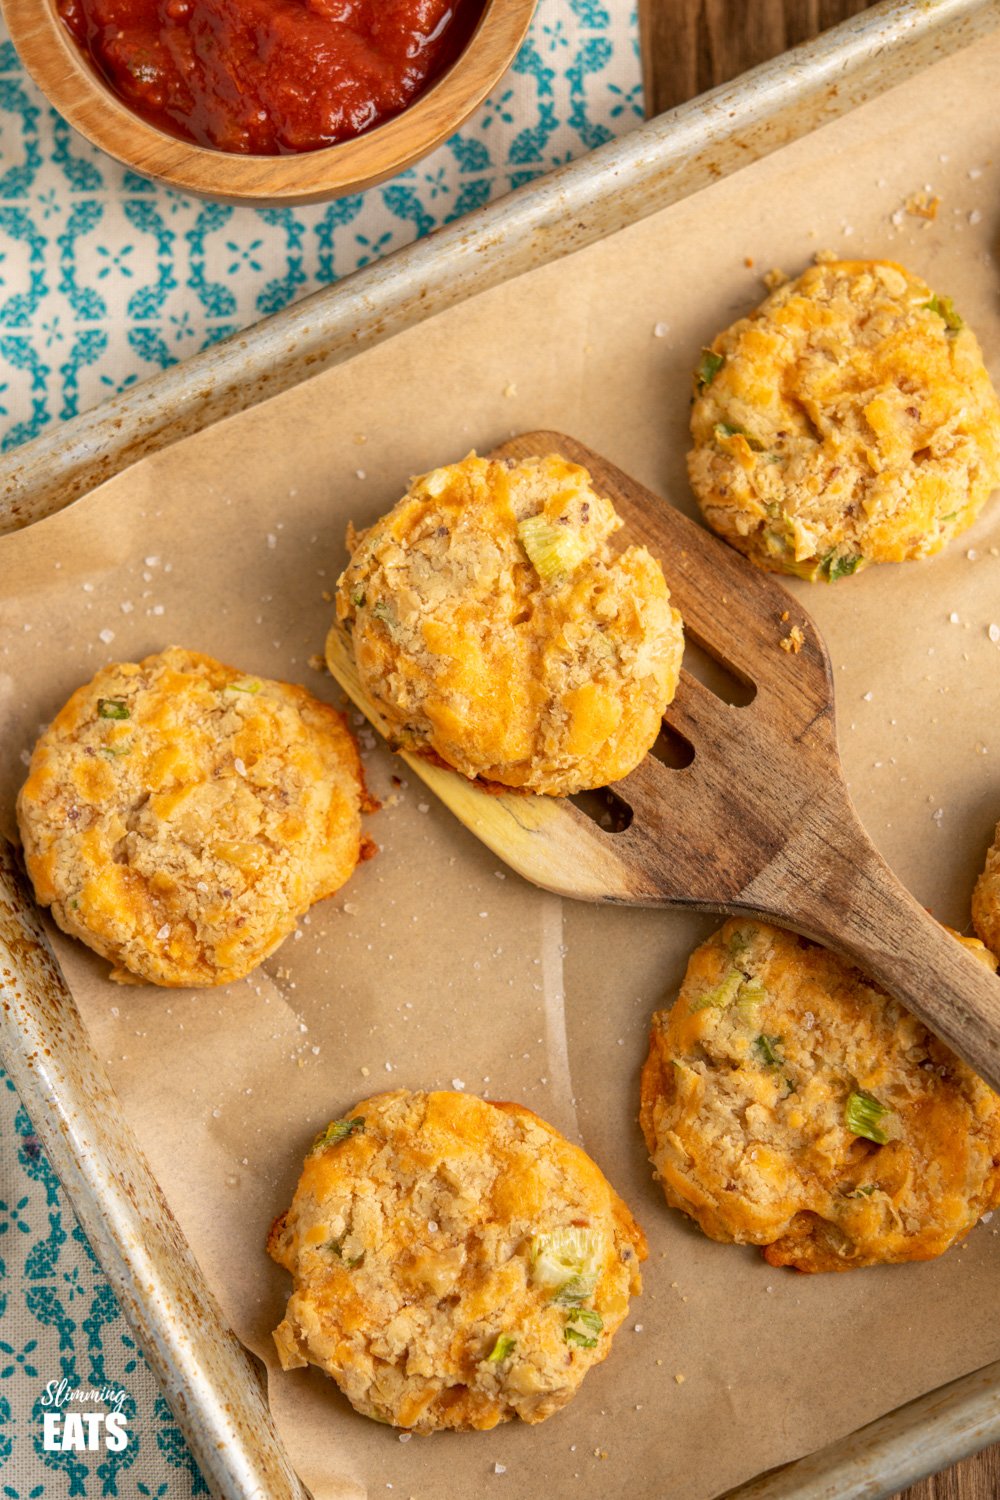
268 1089 646 1431
16 647 368 987
688 259 1000 578
333 453 684 795
973 822 1000 956
640 920 1000 1272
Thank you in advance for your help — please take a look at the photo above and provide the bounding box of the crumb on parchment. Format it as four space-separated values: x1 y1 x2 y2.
905 190 940 220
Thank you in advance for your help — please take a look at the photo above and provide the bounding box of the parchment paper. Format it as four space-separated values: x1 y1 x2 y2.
3 30 1000 1500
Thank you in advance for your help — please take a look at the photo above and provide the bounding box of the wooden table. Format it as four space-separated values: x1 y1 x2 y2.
636 2 997 1496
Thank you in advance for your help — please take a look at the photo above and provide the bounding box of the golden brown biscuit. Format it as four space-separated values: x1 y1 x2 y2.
973 822 1000 957
268 1089 646 1431
16 647 369 987
640 920 1000 1272
333 452 684 796
688 259 1000 578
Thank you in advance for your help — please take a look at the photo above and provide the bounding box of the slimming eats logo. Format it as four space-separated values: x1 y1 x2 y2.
40 1379 129 1452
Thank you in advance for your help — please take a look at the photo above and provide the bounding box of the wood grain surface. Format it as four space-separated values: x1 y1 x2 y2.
637 2 999 1497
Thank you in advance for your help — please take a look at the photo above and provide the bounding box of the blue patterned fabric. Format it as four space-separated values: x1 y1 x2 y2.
0 1 641 450
0 1 642 1490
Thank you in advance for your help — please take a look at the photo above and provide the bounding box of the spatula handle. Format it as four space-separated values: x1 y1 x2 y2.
743 791 1000 1094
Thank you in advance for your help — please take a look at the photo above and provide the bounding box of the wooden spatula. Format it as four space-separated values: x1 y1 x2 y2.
326 430 1000 1092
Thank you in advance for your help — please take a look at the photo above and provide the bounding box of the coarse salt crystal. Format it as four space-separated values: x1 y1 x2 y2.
862 691 873 701
428 1219 439 1232
949 612 960 624
970 209 983 225
452 1078 465 1089
152 604 165 616
120 601 133 614
156 924 170 940
989 624 1000 643
267 534 277 549
144 555 160 567
398 1432 412 1443
653 322 669 338
356 469 366 480
494 1464 506 1476
99 628 115 645
234 757 247 776
82 582 94 592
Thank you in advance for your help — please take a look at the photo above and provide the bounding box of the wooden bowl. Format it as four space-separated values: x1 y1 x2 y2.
2 0 537 204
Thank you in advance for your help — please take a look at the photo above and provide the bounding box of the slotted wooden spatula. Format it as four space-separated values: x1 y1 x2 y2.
327 431 1000 1091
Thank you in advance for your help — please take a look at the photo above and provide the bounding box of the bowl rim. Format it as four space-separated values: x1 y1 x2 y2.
1 0 537 203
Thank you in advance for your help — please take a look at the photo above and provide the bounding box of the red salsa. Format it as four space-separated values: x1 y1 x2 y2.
57 0 482 155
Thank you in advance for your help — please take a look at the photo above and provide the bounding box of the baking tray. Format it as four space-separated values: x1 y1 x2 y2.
2 1 1000 1496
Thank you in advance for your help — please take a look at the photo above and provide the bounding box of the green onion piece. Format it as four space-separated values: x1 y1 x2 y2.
696 349 725 389
924 294 964 332
529 1227 602 1302
819 552 863 583
734 978 767 1017
564 1308 603 1349
371 601 395 625
844 1090 891 1145
844 1184 877 1199
940 511 958 523
754 1033 783 1068
783 556 823 581
727 928 752 958
486 1334 516 1363
97 698 130 720
226 679 262 695
351 589 366 608
552 1275 597 1307
689 968 743 1013
98 743 132 759
714 422 764 452
517 515 590 584
312 1117 365 1151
